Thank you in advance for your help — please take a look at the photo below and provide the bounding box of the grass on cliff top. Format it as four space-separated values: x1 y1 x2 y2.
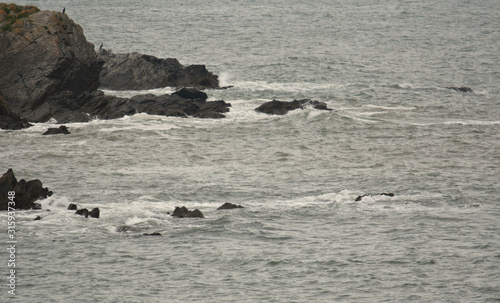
0 3 40 31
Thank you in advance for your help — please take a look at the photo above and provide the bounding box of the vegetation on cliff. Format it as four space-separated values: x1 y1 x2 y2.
0 3 40 31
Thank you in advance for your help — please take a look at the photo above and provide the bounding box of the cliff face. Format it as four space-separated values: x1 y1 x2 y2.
0 5 102 122
0 4 229 124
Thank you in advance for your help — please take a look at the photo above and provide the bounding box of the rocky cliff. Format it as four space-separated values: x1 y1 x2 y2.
0 4 229 126
0 4 102 122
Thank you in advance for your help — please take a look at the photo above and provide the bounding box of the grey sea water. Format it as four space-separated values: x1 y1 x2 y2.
1 0 500 302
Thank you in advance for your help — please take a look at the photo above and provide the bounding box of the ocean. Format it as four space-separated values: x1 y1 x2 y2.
1 0 499 302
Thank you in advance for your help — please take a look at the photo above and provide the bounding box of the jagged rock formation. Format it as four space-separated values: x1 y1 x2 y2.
0 169 53 210
0 6 102 122
43 125 70 135
171 206 205 218
98 49 219 90
0 5 229 124
75 207 100 218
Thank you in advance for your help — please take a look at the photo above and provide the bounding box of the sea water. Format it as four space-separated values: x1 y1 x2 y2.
1 0 499 302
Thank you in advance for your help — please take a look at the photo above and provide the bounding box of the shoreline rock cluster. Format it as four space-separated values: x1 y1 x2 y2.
0 4 229 129
0 5 476 131
0 169 52 210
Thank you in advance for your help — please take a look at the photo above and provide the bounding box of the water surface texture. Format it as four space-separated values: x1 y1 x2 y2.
1 0 499 302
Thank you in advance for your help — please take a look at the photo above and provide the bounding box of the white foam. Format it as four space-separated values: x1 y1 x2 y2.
232 80 343 93
364 104 416 111
102 86 176 98
442 120 500 126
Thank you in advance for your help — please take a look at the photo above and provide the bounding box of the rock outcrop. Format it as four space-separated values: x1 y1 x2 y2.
0 5 102 122
255 99 332 115
98 49 219 90
43 125 70 135
0 169 53 210
217 202 244 210
0 95 32 130
0 5 229 124
171 206 204 218
445 86 473 93
71 204 99 218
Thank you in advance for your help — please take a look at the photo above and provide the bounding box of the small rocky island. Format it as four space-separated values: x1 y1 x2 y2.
0 3 229 129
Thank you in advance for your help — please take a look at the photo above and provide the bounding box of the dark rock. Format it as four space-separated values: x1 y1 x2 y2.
143 232 162 236
171 206 205 218
172 87 208 101
445 86 473 93
0 7 226 124
255 99 332 115
75 207 98 218
75 208 89 218
355 193 395 202
190 209 205 218
217 202 244 210
0 169 53 210
0 8 102 122
0 95 32 130
89 207 100 218
43 125 71 135
98 50 219 90
34 216 41 220
67 203 78 210
194 111 226 119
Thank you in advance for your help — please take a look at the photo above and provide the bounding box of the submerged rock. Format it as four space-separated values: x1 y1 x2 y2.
255 99 332 115
445 86 473 93
171 206 205 218
74 207 99 218
116 225 140 232
217 202 244 210
98 49 219 90
143 232 162 236
0 169 53 210
67 203 78 210
355 193 395 202
43 125 70 135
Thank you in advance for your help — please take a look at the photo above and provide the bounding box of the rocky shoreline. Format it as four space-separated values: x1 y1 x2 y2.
0 4 476 131
0 4 230 129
